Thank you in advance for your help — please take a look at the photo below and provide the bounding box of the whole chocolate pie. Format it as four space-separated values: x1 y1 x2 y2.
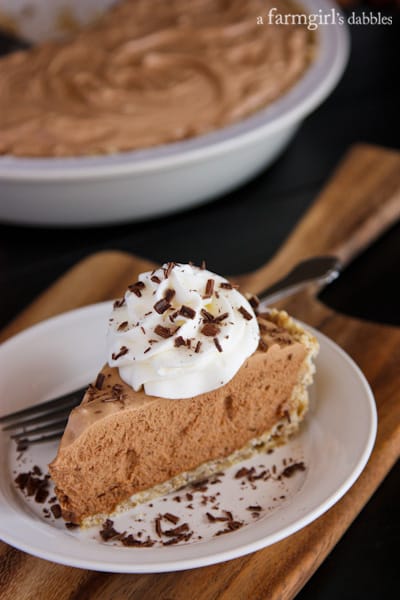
0 0 315 157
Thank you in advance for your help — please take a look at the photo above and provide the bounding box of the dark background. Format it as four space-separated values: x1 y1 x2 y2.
0 4 399 598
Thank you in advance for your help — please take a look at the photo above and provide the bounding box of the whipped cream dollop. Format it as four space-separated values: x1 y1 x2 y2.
107 262 260 399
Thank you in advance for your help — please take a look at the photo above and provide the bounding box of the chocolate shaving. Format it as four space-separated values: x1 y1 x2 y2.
258 338 268 352
195 341 202 353
224 510 234 522
65 522 79 529
15 469 50 502
281 462 306 478
164 288 176 302
204 279 214 298
227 520 243 531
201 308 215 322
214 511 244 536
200 260 206 270
35 488 49 503
113 298 125 309
220 281 239 290
128 281 145 297
251 470 267 481
163 523 190 537
206 512 230 523
201 322 220 337
213 337 223 352
162 532 192 546
235 466 255 479
122 535 154 547
163 513 180 525
154 298 171 314
117 321 129 332
111 346 128 360
206 512 217 522
98 519 156 547
100 519 123 541
174 336 186 348
179 305 196 319
95 373 105 390
247 505 263 512
154 325 174 339
164 262 176 278
214 312 229 323
191 479 209 492
155 516 163 538
238 306 253 321
248 294 260 309
151 275 161 284
50 504 62 519
215 524 243 536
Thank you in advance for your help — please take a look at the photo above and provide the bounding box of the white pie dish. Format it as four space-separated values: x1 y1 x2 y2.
0 302 376 572
0 0 349 227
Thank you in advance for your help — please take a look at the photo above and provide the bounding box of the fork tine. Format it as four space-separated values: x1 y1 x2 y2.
0 385 87 423
2 404 78 431
11 418 69 439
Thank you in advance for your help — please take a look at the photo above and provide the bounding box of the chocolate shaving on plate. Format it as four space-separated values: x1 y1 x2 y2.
281 462 306 478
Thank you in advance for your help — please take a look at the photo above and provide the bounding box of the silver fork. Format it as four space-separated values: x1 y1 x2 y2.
0 256 341 447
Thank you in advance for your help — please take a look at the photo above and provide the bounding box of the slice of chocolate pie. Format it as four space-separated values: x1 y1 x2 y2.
49 263 318 526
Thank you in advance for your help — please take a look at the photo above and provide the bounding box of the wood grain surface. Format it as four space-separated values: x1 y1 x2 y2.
1 144 400 600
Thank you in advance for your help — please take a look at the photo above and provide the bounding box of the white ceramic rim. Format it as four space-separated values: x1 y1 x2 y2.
0 302 376 572
0 0 350 180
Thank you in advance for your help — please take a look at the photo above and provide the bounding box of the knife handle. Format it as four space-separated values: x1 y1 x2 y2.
238 143 400 294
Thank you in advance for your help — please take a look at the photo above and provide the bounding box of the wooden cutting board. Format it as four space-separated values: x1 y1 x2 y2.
1 144 400 600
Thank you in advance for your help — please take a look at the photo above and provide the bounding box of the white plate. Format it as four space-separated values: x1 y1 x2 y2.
0 303 376 572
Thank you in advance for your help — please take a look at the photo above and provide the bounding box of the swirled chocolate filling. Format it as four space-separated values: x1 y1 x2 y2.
0 0 315 157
